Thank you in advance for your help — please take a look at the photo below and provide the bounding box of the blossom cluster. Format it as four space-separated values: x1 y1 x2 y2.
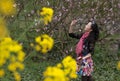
0 0 16 16
43 56 77 81
0 37 25 81
40 7 54 25
0 0 16 39
31 34 54 54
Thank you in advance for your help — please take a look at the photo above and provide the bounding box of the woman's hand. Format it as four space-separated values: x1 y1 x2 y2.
77 56 82 60
82 53 91 59
70 20 77 26
69 20 77 33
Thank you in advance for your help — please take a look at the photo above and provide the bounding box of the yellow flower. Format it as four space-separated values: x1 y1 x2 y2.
1 51 10 59
2 37 12 43
34 34 54 54
8 63 17 72
44 77 53 81
43 56 77 81
0 69 5 77
8 62 24 72
9 44 22 52
64 56 76 67
117 61 120 70
64 69 71 76
17 51 25 62
35 36 41 44
69 71 77 78
15 62 24 71
13 72 21 81
0 17 9 39
10 55 16 62
0 0 16 16
41 34 54 50
40 39 49 48
41 48 47 54
44 67 66 81
56 63 62 68
0 37 25 80
40 7 54 25
62 56 77 78
35 45 41 51
0 59 6 66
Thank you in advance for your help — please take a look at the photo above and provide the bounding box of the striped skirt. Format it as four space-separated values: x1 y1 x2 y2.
76 57 93 76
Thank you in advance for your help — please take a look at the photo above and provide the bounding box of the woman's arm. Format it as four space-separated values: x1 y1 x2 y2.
69 33 83 39
69 20 83 39
77 53 91 60
82 53 91 59
69 20 77 33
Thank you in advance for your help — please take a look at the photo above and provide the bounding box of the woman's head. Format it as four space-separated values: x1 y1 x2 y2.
84 21 99 41
84 22 92 32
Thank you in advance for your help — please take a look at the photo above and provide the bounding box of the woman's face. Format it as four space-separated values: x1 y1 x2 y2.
84 22 92 32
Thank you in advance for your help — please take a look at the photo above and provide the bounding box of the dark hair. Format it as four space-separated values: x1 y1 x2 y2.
89 21 99 41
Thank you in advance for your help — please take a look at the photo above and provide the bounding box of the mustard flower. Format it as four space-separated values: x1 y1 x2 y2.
13 72 21 81
33 34 54 54
62 56 77 78
0 17 9 39
0 0 16 16
44 67 67 81
117 61 120 70
43 56 77 81
40 7 54 25
0 69 5 77
0 37 25 81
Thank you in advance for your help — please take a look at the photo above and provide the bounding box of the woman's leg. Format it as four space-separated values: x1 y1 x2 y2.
87 76 94 81
82 76 88 81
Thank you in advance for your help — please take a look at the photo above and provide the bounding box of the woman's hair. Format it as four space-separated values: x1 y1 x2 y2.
89 21 99 41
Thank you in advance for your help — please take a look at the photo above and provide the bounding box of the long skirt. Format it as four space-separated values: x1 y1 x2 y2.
77 57 93 76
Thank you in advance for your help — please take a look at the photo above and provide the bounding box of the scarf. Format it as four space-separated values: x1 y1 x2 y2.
75 32 90 57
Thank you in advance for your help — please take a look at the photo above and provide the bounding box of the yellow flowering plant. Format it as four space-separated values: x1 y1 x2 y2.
117 61 120 70
0 17 9 40
0 0 55 79
44 67 67 81
31 34 54 54
0 37 25 81
40 7 54 25
43 56 77 81
61 56 77 78
0 0 16 16
0 0 24 80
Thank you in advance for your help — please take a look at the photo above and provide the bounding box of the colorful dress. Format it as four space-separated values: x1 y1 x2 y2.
77 57 93 76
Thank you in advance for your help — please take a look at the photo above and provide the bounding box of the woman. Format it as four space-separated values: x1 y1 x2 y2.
69 20 99 81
